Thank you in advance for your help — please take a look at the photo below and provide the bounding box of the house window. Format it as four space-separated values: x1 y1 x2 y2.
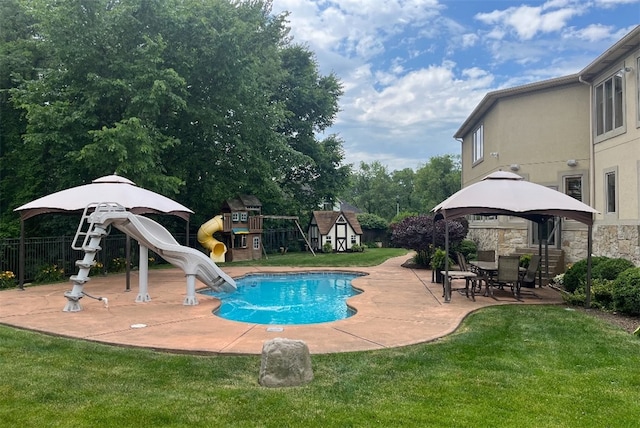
595 72 624 139
472 124 484 163
240 212 248 222
565 176 582 201
253 236 260 250
605 170 617 214
231 212 240 222
351 235 356 244
325 235 332 243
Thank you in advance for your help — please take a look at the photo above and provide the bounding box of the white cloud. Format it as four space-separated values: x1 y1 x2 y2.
273 0 639 171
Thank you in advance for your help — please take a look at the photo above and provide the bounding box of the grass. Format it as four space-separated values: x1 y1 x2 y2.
1 306 639 427
3 248 640 426
222 247 410 267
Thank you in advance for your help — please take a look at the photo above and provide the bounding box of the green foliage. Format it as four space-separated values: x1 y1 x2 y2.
34 264 65 284
519 254 532 268
412 250 430 267
414 154 461 212
357 213 388 230
452 239 477 260
592 278 616 310
1 0 347 238
0 271 17 289
612 267 640 315
322 242 333 253
429 248 454 270
562 256 609 293
349 244 365 253
592 257 635 280
108 257 129 273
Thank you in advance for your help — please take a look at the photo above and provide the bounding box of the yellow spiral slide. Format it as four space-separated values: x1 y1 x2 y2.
197 215 227 263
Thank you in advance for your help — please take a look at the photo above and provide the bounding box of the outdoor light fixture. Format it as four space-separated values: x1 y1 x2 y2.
510 164 520 171
567 159 578 167
490 152 499 158
623 66 633 73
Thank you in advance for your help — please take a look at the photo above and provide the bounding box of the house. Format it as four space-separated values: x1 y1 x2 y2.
308 211 363 252
454 25 640 269
219 195 263 262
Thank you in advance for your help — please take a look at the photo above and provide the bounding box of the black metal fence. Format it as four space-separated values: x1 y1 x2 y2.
1 227 301 284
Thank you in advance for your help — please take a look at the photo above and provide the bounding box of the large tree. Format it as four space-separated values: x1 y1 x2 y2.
2 0 347 235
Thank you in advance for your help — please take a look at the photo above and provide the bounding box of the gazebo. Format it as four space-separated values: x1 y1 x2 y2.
432 171 598 304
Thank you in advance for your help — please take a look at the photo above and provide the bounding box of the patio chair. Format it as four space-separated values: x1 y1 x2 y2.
441 252 478 301
476 250 495 262
491 255 521 299
521 255 541 289
471 250 496 293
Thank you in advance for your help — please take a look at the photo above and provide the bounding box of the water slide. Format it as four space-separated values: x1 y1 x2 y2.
111 213 236 293
63 203 235 311
197 215 227 263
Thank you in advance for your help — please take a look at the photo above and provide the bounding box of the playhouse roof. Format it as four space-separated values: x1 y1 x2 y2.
223 195 262 212
311 211 363 235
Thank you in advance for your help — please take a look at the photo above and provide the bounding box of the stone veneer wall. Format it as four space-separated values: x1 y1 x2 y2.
470 224 640 267
592 225 640 266
467 227 528 257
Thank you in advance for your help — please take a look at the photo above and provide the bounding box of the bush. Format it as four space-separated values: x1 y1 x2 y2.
591 278 616 310
592 258 635 280
0 271 17 289
322 242 333 253
34 264 65 284
519 254 532 268
563 256 609 293
350 244 365 253
612 267 640 315
452 239 477 261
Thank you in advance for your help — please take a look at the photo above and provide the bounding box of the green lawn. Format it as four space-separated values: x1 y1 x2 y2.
2 248 640 426
1 306 639 427
223 247 411 267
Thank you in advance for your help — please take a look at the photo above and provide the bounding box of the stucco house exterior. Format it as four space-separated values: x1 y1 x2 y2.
454 25 640 269
308 211 362 252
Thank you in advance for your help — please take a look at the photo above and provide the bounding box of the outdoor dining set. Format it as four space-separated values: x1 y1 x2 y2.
440 250 542 302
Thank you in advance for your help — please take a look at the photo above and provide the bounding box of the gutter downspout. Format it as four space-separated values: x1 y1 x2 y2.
578 74 594 308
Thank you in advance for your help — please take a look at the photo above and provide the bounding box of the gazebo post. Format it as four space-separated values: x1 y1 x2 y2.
585 224 593 308
18 218 25 290
444 217 451 303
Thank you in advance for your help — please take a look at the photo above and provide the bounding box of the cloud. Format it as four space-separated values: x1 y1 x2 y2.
475 2 585 40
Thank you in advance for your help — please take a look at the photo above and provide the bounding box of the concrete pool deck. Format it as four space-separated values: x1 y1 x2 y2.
0 254 564 355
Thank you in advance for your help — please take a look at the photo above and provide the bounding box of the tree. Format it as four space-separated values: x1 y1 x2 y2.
345 161 397 220
2 0 348 236
414 154 461 212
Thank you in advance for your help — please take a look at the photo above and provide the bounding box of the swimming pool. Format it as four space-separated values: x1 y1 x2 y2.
199 271 365 325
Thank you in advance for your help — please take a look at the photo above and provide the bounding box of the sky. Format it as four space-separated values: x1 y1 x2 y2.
270 0 640 172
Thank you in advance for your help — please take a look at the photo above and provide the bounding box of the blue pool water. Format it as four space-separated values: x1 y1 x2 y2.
199 271 364 325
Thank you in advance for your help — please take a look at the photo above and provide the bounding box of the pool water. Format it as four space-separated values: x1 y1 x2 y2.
199 271 364 325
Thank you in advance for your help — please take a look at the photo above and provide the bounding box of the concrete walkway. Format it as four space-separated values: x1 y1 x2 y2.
0 255 563 355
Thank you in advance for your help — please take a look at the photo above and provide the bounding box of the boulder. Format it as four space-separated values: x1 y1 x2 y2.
259 338 313 387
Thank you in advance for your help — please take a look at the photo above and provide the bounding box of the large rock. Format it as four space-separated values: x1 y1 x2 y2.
259 338 313 387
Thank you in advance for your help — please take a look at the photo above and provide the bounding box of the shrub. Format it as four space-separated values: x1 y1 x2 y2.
612 267 640 315
350 244 365 253
109 257 128 273
452 239 477 261
519 254 532 268
592 258 635 280
591 278 616 310
322 242 333 253
562 256 609 293
0 271 17 289
34 264 65 284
